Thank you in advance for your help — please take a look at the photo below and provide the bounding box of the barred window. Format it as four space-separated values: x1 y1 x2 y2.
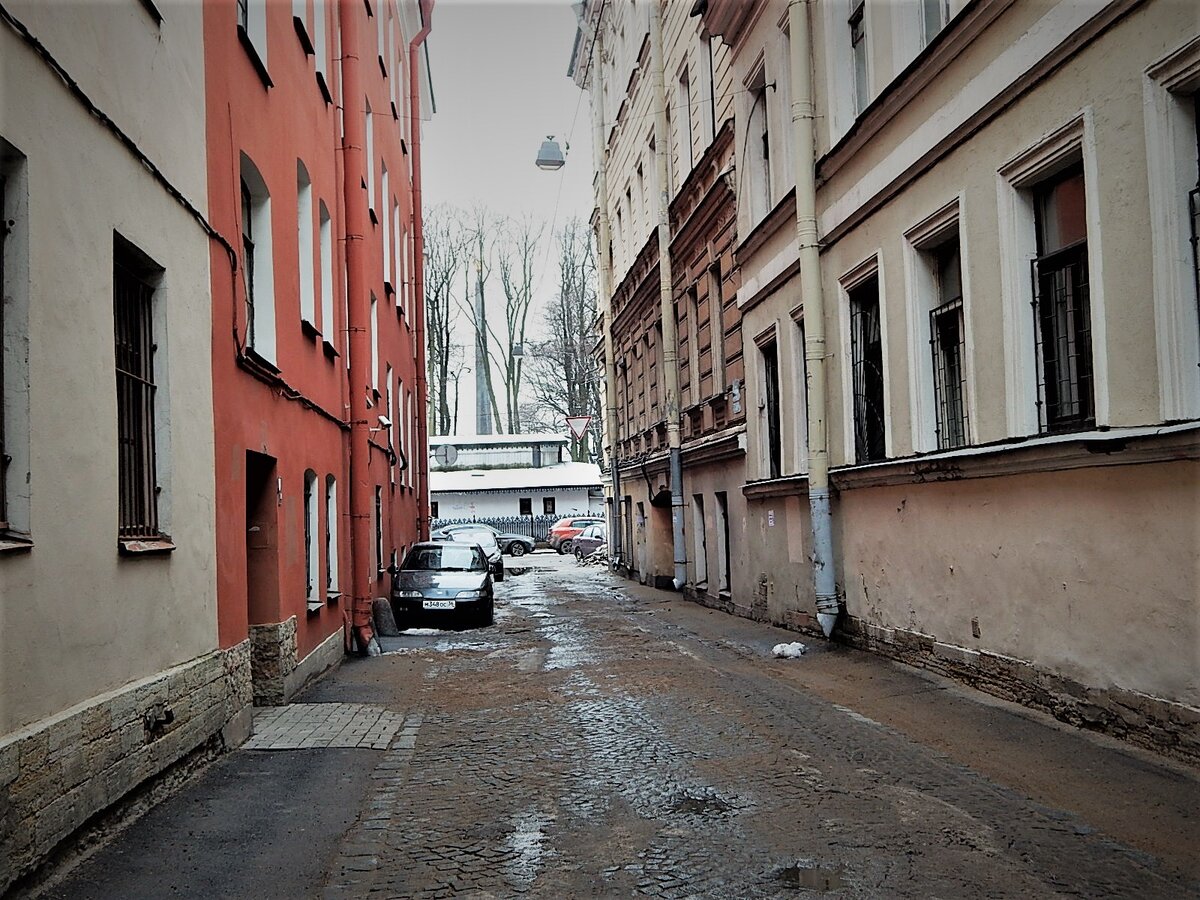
1032 165 1093 433
760 339 781 479
1 175 7 530
850 276 886 462
929 241 969 449
114 237 161 540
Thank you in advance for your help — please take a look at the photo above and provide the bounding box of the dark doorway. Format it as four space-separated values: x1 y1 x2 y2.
245 450 280 626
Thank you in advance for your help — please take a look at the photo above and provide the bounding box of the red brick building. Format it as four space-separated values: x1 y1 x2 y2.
204 0 432 702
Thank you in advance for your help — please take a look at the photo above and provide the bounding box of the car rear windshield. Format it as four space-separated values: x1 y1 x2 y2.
451 530 498 549
402 546 487 572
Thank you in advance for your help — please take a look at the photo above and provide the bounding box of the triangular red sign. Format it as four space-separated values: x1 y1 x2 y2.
566 415 592 441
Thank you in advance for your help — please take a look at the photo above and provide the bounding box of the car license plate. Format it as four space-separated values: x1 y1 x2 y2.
423 600 455 610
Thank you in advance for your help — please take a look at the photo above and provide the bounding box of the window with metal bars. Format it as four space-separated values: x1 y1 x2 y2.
850 276 886 462
760 340 782 479
1190 93 1199 344
114 238 161 540
1032 165 1094 433
1 174 7 531
929 241 968 449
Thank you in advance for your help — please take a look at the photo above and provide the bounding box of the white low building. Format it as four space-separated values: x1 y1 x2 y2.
429 434 603 519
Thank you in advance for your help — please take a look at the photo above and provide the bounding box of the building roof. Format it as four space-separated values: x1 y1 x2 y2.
429 433 569 447
430 462 602 494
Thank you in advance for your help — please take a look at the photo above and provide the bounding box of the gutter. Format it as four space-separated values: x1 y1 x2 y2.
339 0 379 655
649 3 687 591
409 0 434 543
788 0 839 637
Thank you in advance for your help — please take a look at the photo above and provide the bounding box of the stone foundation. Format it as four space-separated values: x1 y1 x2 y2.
249 616 298 706
837 615 1200 767
0 641 253 893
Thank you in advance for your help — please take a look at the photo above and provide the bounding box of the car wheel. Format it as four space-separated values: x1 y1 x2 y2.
495 566 505 582
574 546 585 562
478 597 494 628
509 542 527 557
560 539 574 555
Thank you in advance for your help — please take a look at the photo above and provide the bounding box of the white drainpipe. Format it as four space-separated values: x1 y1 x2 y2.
789 0 839 636
649 1 688 591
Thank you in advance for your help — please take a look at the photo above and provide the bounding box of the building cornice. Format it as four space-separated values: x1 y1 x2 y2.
681 425 747 468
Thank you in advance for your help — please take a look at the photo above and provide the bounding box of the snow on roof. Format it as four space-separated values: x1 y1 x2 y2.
430 461 602 494
429 433 569 446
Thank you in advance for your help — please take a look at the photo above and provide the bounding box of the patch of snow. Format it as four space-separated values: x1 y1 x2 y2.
772 641 808 659
400 628 453 635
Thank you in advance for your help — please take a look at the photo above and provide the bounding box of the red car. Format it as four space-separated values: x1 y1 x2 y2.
548 516 605 554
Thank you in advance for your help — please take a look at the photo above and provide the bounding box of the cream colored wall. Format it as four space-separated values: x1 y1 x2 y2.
0 2 216 732
817 2 1197 465
839 461 1200 705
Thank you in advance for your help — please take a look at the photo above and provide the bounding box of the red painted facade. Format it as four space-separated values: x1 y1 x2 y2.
204 0 430 667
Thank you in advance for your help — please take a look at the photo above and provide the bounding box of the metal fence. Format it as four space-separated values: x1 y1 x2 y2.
431 514 561 544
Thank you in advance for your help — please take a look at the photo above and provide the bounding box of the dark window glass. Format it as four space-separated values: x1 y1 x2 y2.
241 179 256 348
1032 166 1094 432
850 276 887 461
519 497 532 516
930 241 968 449
114 239 160 539
761 341 781 478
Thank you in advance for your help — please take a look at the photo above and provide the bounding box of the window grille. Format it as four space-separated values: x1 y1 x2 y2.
0 175 7 530
1031 166 1093 433
850 279 886 462
241 179 256 348
114 248 159 539
761 341 781 479
1031 245 1093 432
929 299 968 449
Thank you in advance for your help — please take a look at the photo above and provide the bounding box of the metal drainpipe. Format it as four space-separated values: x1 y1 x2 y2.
789 0 839 636
338 0 378 654
590 25 622 571
649 3 687 591
409 0 433 540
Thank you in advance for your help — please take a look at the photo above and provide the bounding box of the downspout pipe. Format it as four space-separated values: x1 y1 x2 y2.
339 0 379 654
649 3 686 591
590 25 622 571
789 0 839 637
409 0 433 540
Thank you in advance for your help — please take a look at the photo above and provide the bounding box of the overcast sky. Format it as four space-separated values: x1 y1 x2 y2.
421 0 596 435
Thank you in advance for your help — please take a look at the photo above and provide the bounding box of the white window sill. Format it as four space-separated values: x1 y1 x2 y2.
119 537 176 556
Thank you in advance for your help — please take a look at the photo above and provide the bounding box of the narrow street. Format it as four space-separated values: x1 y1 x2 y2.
40 555 1200 899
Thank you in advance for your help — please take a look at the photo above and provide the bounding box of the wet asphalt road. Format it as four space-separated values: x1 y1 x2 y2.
38 552 1200 899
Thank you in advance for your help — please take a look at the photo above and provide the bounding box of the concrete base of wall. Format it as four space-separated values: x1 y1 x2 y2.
0 641 253 894
838 616 1200 768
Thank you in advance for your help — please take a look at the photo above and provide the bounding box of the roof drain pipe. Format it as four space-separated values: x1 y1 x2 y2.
339 0 379 656
409 0 433 541
588 24 623 573
789 0 839 637
649 2 687 592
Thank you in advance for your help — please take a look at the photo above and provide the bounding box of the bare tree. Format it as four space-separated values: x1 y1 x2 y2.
455 209 504 433
424 205 465 436
493 216 543 434
526 219 601 462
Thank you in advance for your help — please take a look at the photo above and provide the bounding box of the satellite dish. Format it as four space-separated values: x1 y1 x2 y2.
432 444 458 466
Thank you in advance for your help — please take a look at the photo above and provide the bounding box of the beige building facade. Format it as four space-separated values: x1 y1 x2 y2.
0 3 250 889
582 0 1199 764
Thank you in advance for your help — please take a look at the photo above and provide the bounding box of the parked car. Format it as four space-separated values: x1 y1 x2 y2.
391 541 494 628
431 522 534 557
548 516 605 554
446 527 505 581
573 522 607 561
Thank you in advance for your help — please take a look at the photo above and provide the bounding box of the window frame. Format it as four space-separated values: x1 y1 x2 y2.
845 268 887 464
113 236 166 545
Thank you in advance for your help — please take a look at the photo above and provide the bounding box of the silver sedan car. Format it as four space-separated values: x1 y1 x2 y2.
391 541 494 628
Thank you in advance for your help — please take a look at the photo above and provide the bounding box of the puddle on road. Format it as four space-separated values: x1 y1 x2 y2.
775 862 845 891
669 791 735 818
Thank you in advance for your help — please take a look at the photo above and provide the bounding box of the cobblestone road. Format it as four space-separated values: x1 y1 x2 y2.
316 556 1199 899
